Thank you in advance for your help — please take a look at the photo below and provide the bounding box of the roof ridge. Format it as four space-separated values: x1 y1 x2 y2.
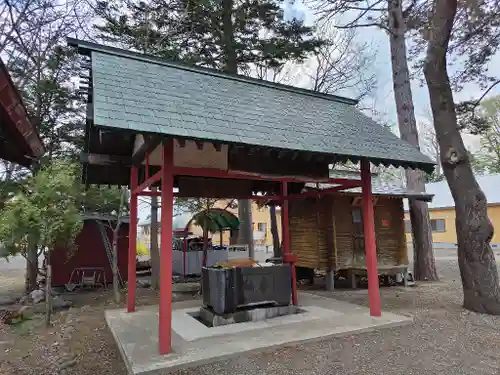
67 38 358 106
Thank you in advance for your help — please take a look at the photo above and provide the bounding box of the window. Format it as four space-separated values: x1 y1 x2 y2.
404 220 412 233
431 219 446 232
257 222 267 232
352 208 362 223
406 219 445 232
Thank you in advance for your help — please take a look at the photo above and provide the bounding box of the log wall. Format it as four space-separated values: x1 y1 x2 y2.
289 196 333 269
289 194 408 271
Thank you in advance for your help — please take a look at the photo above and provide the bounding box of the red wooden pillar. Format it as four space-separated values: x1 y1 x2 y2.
360 160 382 317
159 139 174 354
281 181 298 305
127 165 138 313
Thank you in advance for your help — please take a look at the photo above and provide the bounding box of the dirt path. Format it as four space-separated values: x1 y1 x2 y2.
1 260 500 375
0 269 25 302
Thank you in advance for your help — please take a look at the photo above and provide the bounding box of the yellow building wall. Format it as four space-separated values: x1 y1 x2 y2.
404 204 500 245
186 200 282 247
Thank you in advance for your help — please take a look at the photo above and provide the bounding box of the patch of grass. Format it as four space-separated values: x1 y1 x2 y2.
11 314 43 336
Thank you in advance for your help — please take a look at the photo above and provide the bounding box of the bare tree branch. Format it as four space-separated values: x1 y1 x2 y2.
311 0 392 33
307 21 377 101
342 0 385 25
474 79 500 107
335 22 390 32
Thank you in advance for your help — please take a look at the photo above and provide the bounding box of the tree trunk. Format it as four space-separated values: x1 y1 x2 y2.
112 224 121 303
238 200 254 259
25 163 41 293
435 148 442 176
269 205 281 258
424 0 500 314
408 199 437 279
220 0 254 258
45 251 52 327
25 239 38 293
202 228 209 267
221 0 237 74
150 187 160 289
387 0 438 281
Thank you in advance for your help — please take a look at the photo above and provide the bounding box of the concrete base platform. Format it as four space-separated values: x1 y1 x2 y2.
105 292 412 375
198 304 300 327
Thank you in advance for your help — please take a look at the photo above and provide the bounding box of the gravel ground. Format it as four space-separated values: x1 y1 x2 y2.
172 260 500 375
2 259 500 375
0 269 25 297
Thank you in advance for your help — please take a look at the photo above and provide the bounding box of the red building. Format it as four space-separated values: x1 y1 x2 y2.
51 215 130 287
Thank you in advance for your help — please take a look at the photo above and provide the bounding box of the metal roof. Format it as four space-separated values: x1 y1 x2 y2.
404 174 500 210
69 39 434 173
140 211 190 228
306 180 433 201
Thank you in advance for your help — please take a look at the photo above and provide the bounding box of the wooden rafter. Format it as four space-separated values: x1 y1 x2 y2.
80 152 131 166
132 135 162 165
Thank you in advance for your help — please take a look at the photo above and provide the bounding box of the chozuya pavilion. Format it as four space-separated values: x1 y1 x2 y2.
69 38 434 355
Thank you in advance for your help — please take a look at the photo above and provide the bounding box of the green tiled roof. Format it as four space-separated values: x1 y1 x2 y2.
73 39 434 172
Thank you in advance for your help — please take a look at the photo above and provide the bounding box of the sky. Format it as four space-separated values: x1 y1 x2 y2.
283 0 500 150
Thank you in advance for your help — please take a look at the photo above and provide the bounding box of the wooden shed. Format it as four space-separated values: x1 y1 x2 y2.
290 182 432 282
51 215 130 287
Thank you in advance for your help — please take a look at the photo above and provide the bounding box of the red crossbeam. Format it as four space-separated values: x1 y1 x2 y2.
135 166 362 196
172 166 359 185
137 181 361 199
133 170 162 194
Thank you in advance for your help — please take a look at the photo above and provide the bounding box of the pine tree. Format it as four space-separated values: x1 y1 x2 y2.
96 0 323 73
96 0 325 257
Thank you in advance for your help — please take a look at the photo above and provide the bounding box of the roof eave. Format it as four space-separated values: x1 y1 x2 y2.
87 121 436 175
0 59 45 161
